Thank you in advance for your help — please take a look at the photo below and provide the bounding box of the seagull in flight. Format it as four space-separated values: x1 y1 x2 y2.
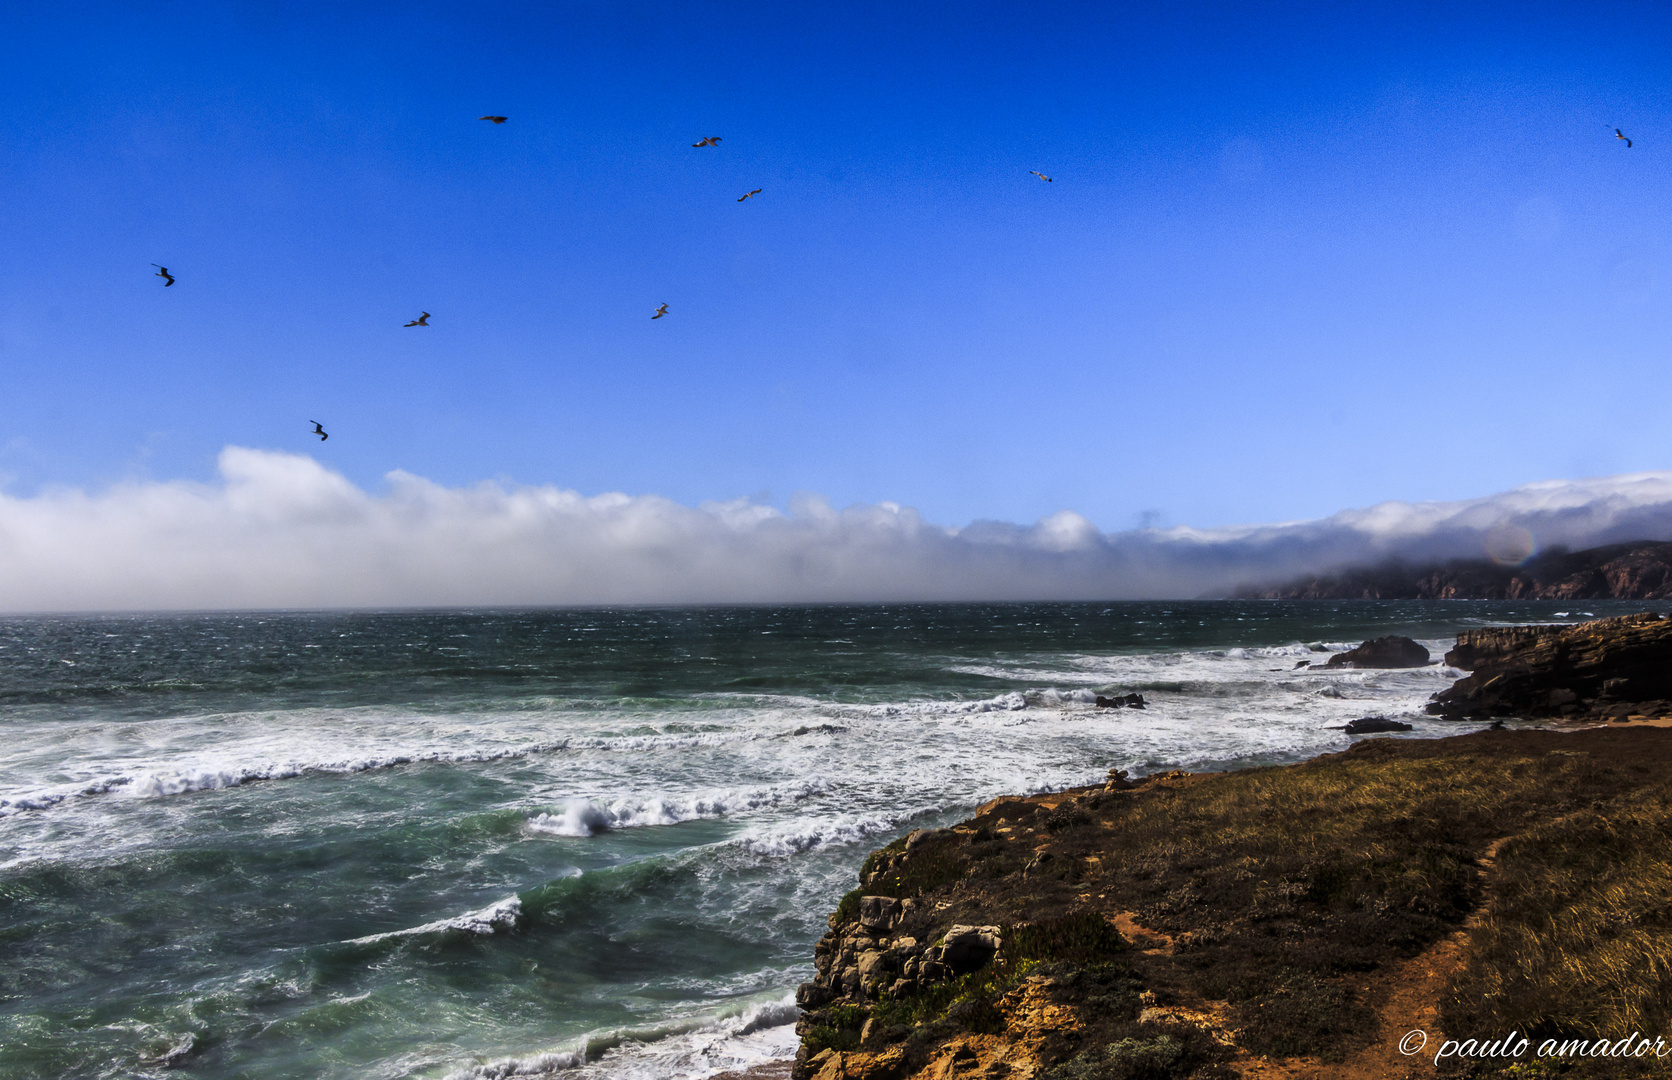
692 137 722 147
737 189 762 202
151 264 175 286
1616 128 1633 147
480 115 508 124
404 312 430 326
310 421 328 442
652 303 669 319
1031 171 1053 182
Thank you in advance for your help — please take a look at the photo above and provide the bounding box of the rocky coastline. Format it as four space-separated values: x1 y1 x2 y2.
790 615 1672 1080
1427 611 1672 722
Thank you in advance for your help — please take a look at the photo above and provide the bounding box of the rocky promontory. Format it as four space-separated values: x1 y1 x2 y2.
1427 611 1672 721
793 729 1672 1080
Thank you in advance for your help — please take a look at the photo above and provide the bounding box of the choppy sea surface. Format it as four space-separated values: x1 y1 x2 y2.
0 600 1658 1080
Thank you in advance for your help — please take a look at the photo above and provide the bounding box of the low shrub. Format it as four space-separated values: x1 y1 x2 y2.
1041 1036 1183 1080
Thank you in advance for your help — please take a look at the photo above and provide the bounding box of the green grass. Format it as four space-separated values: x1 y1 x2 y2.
801 1004 868 1056
1007 912 1130 966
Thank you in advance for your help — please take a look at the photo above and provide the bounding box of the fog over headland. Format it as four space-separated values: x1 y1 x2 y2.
1 448 1670 611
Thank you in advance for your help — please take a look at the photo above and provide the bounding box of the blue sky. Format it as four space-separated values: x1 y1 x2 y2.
3 0 1671 535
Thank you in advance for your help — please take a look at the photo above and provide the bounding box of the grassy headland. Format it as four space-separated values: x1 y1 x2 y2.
795 728 1672 1080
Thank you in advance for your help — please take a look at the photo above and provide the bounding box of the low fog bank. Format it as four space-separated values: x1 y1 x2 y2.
1 448 1670 611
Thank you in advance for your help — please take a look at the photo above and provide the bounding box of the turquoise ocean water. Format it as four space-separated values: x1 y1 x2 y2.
0 600 1656 1080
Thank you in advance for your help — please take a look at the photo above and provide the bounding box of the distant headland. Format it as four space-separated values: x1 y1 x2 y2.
1238 540 1672 600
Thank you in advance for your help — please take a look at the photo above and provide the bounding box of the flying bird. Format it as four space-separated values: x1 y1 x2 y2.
151 264 175 286
692 137 722 147
652 303 669 319
480 116 508 124
405 312 430 326
310 421 328 442
1031 171 1053 182
737 189 762 202
1616 128 1633 147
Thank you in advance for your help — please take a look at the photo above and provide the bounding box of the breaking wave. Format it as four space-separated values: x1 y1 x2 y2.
0 729 767 818
526 780 829 837
347 896 523 945
442 993 801 1080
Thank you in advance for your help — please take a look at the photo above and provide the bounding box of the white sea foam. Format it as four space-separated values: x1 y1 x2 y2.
0 724 772 818
447 1049 586 1079
731 815 896 858
443 993 802 1080
526 780 828 837
347 895 522 945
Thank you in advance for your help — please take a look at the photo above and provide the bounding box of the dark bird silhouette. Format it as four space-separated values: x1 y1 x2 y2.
692 137 722 147
404 312 430 327
1031 171 1053 182
310 421 328 442
1616 128 1633 148
737 189 762 202
480 116 508 124
151 264 175 286
652 303 669 319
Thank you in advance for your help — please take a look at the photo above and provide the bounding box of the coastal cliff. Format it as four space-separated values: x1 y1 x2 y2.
793 730 1672 1080
1238 540 1672 600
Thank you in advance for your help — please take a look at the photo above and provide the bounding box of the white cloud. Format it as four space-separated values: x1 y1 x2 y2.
2 448 1671 611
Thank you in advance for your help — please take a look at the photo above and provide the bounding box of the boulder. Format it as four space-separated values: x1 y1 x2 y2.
1094 693 1147 709
935 925 1002 973
856 949 888 986
858 896 902 931
1326 636 1431 669
1343 716 1413 734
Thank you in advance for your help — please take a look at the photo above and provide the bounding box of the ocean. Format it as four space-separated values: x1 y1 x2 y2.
0 600 1657 1080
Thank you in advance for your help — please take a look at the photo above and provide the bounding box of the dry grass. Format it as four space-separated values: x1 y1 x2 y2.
1442 781 1672 1060
802 729 1672 1078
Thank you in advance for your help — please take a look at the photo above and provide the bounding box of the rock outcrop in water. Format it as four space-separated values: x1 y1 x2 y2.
1342 716 1412 734
1427 611 1672 721
1238 539 1672 600
1324 636 1429 669
793 729 1672 1080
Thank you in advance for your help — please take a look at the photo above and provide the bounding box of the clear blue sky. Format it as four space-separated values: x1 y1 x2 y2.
3 0 1670 532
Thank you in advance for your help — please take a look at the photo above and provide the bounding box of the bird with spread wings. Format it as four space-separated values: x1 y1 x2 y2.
737 189 762 202
151 264 175 286
692 137 721 147
310 421 328 442
1616 128 1633 147
405 312 430 327
652 304 669 319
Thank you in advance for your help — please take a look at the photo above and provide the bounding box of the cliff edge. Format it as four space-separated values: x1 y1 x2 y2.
794 729 1672 1080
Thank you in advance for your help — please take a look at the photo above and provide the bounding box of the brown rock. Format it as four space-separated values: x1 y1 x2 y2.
858 896 902 931
1428 612 1672 719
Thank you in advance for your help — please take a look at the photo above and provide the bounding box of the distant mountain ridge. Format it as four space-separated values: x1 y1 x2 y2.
1240 539 1672 600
